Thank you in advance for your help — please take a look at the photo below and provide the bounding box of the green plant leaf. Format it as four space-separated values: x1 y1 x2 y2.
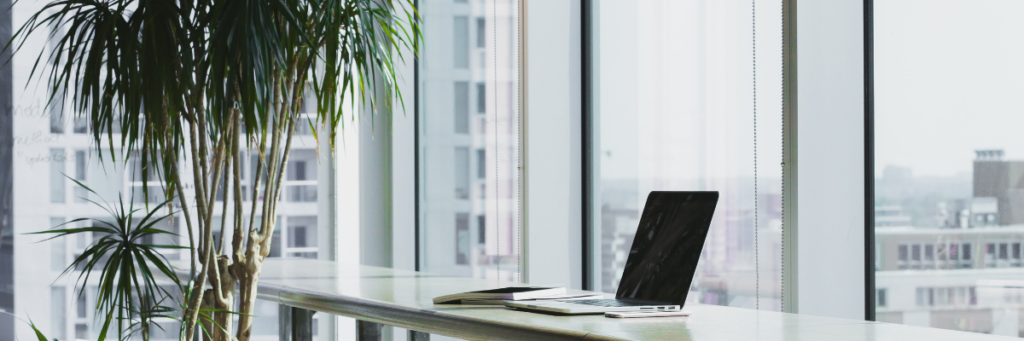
28 180 185 340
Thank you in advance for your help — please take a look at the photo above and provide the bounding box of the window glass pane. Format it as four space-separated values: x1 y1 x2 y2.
590 0 784 311
476 82 486 114
50 217 65 272
874 0 1024 336
50 287 66 340
73 150 87 203
50 148 65 203
49 103 64 134
476 18 486 48
453 17 470 69
286 150 318 203
454 82 470 134
419 0 521 281
72 116 87 134
476 149 486 179
454 147 470 199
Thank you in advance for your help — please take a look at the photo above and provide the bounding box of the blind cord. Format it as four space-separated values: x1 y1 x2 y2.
753 0 760 311
494 0 501 280
780 0 786 313
514 0 522 284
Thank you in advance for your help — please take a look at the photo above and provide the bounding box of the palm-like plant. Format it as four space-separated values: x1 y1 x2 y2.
32 182 185 341
6 1 417 340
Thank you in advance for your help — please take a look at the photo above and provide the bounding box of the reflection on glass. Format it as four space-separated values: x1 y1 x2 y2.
419 0 521 281
874 1 1024 337
591 0 783 311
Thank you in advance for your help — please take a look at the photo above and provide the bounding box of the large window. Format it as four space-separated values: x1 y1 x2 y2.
588 0 784 310
418 0 521 281
873 0 1024 337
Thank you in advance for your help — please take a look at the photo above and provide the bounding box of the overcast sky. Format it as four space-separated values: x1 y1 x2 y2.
875 0 1024 177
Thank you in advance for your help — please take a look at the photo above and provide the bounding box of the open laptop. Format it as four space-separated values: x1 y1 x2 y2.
505 191 719 314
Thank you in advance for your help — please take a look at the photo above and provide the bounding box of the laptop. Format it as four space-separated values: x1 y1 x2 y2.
505 191 719 314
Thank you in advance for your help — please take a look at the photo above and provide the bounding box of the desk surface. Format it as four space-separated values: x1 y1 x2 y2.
256 259 1011 341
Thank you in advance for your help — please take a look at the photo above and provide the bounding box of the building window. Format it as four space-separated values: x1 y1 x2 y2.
1014 242 1021 266
74 150 87 203
476 18 486 48
898 244 908 270
911 244 921 269
452 17 470 69
72 116 88 134
986 243 996 267
454 147 470 199
50 105 64 134
924 244 934 269
962 243 972 268
476 82 486 114
76 291 86 318
456 213 470 265
75 324 88 340
50 287 66 340
50 148 66 203
454 82 470 134
285 150 318 203
877 288 887 308
50 217 66 272
477 215 486 244
476 149 486 179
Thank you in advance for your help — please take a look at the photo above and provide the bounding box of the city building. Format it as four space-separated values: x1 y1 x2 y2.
876 150 1024 336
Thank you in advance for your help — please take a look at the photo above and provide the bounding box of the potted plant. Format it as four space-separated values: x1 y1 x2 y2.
4 0 418 340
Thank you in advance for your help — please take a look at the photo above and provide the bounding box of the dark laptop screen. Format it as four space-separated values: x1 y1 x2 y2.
615 191 719 305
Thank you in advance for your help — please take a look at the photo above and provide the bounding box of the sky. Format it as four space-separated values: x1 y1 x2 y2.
875 0 1024 177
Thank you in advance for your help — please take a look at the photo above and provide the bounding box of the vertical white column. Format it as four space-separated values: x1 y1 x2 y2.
792 0 866 320
522 0 583 288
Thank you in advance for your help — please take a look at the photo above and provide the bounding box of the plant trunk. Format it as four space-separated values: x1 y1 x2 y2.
200 289 216 341
212 255 235 341
234 256 262 341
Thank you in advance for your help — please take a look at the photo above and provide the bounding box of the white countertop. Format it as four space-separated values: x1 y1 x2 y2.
255 258 1012 341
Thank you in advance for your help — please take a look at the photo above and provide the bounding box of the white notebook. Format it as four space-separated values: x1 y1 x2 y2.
433 286 568 304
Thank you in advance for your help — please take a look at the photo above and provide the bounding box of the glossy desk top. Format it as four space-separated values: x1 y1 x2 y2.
256 259 1012 341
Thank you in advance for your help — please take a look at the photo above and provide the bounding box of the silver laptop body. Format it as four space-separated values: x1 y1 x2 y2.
505 191 719 315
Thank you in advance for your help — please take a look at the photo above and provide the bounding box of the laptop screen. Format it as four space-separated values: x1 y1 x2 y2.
615 191 719 305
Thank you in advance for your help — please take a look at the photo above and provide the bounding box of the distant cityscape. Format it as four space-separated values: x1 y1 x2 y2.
876 149 1024 337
